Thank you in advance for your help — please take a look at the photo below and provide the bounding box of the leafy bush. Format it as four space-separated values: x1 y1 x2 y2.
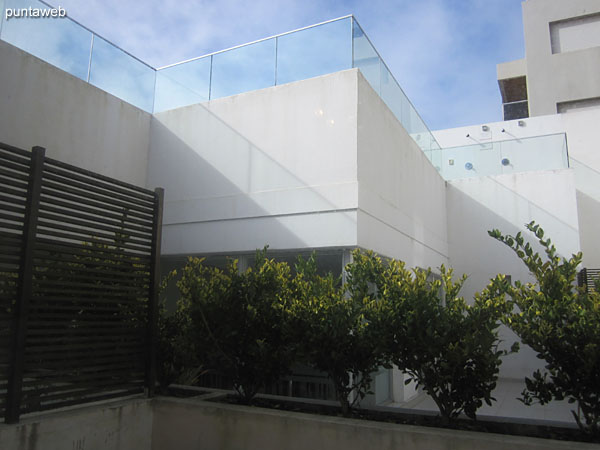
489 222 600 435
176 249 293 404
157 271 204 391
288 251 389 415
384 262 513 423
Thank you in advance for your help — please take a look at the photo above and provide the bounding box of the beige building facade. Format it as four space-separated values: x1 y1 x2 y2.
498 0 600 119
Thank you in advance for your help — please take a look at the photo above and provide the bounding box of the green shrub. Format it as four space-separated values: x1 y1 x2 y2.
176 249 293 404
384 262 513 423
157 271 204 391
489 222 600 435
288 251 389 415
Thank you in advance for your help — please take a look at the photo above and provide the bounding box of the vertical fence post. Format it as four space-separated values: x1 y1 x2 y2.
578 268 587 293
146 187 164 397
5 146 45 424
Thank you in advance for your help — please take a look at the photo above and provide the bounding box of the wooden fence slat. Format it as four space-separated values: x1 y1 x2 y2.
146 187 163 397
42 164 155 205
40 187 154 222
42 177 154 216
43 154 154 196
5 146 45 424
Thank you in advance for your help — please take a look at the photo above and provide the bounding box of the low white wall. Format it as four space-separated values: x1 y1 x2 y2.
148 70 360 256
0 40 151 187
151 397 592 450
2 397 595 450
0 398 153 450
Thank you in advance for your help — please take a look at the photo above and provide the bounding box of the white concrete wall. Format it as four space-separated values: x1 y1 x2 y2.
522 0 600 116
446 170 579 297
148 70 360 256
0 40 151 187
446 169 579 379
356 72 449 269
433 110 600 268
355 72 448 402
435 119 584 379
149 67 450 264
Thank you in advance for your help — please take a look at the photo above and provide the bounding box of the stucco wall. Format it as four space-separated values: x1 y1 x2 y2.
356 72 449 269
522 0 600 116
148 70 359 256
0 40 151 187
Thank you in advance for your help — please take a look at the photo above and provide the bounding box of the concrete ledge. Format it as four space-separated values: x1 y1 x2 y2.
0 397 153 450
151 397 599 450
2 395 598 450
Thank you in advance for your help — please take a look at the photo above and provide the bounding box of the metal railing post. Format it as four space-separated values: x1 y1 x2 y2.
5 146 45 424
146 187 164 397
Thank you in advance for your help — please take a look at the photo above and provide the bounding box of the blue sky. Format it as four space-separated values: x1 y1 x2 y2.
48 0 525 130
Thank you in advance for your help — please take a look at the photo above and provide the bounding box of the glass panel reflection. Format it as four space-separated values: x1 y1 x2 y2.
379 62 440 154
441 142 500 180
276 18 351 85
154 56 211 112
437 134 568 180
352 19 380 94
380 65 411 127
1 0 92 81
210 38 276 99
499 133 567 175
89 36 155 112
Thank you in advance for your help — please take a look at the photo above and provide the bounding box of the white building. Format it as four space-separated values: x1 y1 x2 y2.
0 0 598 417
498 0 600 119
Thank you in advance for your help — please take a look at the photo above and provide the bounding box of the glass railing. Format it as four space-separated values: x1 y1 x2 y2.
0 0 155 112
153 17 352 112
0 3 571 182
153 17 441 154
352 18 441 153
433 133 569 180
0 3 442 157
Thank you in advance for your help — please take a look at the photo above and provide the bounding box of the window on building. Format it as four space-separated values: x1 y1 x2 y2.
557 97 600 114
550 13 600 54
499 76 529 121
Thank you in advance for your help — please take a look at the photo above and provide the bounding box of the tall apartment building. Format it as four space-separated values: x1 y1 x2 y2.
498 0 600 119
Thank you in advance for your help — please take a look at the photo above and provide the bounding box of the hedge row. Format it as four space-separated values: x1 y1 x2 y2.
159 223 600 434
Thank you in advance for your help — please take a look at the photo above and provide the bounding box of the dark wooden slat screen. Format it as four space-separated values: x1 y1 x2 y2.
0 144 30 422
578 268 600 294
0 142 163 423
